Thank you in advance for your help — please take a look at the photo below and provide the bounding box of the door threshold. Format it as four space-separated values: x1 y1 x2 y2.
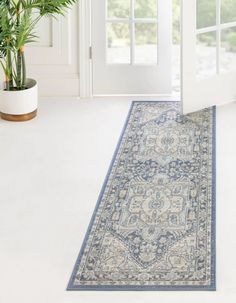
91 94 181 101
93 94 173 97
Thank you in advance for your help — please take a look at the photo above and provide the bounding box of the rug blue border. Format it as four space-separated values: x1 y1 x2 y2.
67 101 216 291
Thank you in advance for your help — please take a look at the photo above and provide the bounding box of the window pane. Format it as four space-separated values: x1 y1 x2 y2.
107 0 130 19
197 0 216 29
196 32 217 79
221 0 236 24
135 0 157 19
134 23 157 64
107 23 130 64
221 27 236 73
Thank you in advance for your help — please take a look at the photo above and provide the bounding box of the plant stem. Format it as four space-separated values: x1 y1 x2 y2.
6 42 11 91
16 50 22 89
16 4 22 90
6 1 13 89
8 50 13 89
5 78 10 91
21 48 26 89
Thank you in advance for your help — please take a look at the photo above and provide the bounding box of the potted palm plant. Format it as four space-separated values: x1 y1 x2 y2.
0 0 77 122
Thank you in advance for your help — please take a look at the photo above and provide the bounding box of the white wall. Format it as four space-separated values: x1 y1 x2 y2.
26 4 79 97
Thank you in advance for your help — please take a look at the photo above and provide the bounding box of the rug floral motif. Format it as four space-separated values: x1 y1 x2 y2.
68 102 216 291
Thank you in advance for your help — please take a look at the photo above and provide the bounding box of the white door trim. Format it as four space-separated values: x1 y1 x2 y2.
79 0 92 98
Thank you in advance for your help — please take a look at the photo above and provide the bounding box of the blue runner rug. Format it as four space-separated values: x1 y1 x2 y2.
67 101 216 291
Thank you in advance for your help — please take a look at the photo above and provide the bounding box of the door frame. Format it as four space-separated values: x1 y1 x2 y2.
79 0 92 98
79 0 178 98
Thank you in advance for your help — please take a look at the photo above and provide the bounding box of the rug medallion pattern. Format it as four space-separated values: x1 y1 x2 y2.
68 102 216 291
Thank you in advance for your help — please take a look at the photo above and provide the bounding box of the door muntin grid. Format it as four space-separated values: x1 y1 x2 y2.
106 0 159 65
196 0 236 79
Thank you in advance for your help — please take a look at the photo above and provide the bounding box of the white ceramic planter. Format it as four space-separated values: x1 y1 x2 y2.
0 79 38 121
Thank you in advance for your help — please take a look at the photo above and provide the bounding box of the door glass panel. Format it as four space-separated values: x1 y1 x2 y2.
221 0 236 24
197 0 216 29
107 23 130 64
134 23 157 64
134 0 158 19
107 0 130 19
196 31 217 79
221 27 236 73
106 0 159 65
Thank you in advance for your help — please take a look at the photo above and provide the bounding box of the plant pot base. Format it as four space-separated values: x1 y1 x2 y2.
0 109 37 122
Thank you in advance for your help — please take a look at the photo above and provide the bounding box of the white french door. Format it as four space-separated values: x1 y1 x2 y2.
182 0 236 113
92 0 172 95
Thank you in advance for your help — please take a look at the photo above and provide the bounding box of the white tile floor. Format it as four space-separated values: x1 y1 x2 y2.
0 98 236 303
